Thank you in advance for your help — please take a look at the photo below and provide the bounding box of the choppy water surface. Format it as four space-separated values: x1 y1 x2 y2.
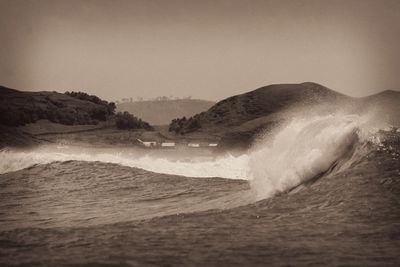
1 115 399 266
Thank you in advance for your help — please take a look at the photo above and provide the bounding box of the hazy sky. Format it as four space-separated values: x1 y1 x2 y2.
0 0 399 101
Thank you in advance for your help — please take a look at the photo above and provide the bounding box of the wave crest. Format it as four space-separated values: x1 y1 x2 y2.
248 114 371 199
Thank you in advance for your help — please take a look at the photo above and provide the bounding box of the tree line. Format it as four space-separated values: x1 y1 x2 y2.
168 113 203 134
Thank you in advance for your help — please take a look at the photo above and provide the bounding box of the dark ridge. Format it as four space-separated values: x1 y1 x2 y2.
168 82 351 136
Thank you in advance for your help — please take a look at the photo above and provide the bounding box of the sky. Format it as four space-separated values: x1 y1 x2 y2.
0 0 399 102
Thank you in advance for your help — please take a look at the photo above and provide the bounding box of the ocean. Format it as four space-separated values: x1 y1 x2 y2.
1 114 399 266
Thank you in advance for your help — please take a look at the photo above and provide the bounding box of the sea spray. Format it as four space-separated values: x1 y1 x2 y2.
248 114 368 199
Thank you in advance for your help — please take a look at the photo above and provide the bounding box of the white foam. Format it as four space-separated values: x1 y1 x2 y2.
0 147 250 179
248 114 367 199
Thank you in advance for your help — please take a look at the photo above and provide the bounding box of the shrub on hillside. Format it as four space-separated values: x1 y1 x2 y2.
115 112 153 130
168 115 201 134
65 91 116 115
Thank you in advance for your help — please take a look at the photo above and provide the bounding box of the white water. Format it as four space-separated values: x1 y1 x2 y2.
0 147 250 179
0 114 377 199
248 114 369 199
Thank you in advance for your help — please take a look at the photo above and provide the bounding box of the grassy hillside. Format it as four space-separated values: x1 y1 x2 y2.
117 99 214 125
169 82 351 135
0 86 152 130
0 86 155 148
0 86 116 126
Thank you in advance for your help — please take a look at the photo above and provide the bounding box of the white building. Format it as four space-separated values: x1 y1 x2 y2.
208 143 218 147
161 142 176 148
188 143 200 148
137 139 157 147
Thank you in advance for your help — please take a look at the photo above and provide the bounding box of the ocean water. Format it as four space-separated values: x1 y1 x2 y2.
0 114 399 266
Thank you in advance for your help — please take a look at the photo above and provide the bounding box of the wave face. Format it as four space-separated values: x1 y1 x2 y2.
0 161 253 230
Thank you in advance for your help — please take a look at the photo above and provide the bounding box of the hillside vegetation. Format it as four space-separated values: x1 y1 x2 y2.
0 86 152 131
115 111 152 130
0 86 116 126
117 99 214 125
169 82 351 135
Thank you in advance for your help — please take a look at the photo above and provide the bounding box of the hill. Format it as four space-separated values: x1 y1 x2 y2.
0 86 152 130
0 86 154 148
169 82 351 134
117 99 215 125
0 86 116 126
360 90 400 126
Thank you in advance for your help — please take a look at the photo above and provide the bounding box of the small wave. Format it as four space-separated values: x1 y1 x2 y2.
0 147 250 179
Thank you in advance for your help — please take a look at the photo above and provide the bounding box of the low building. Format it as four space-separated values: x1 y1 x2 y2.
137 139 157 147
161 142 176 148
208 143 218 147
188 143 200 148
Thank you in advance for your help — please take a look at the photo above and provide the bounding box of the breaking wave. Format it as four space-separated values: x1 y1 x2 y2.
248 114 375 199
0 114 379 200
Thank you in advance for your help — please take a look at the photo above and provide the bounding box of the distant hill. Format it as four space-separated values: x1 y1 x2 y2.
360 90 400 126
117 99 215 125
